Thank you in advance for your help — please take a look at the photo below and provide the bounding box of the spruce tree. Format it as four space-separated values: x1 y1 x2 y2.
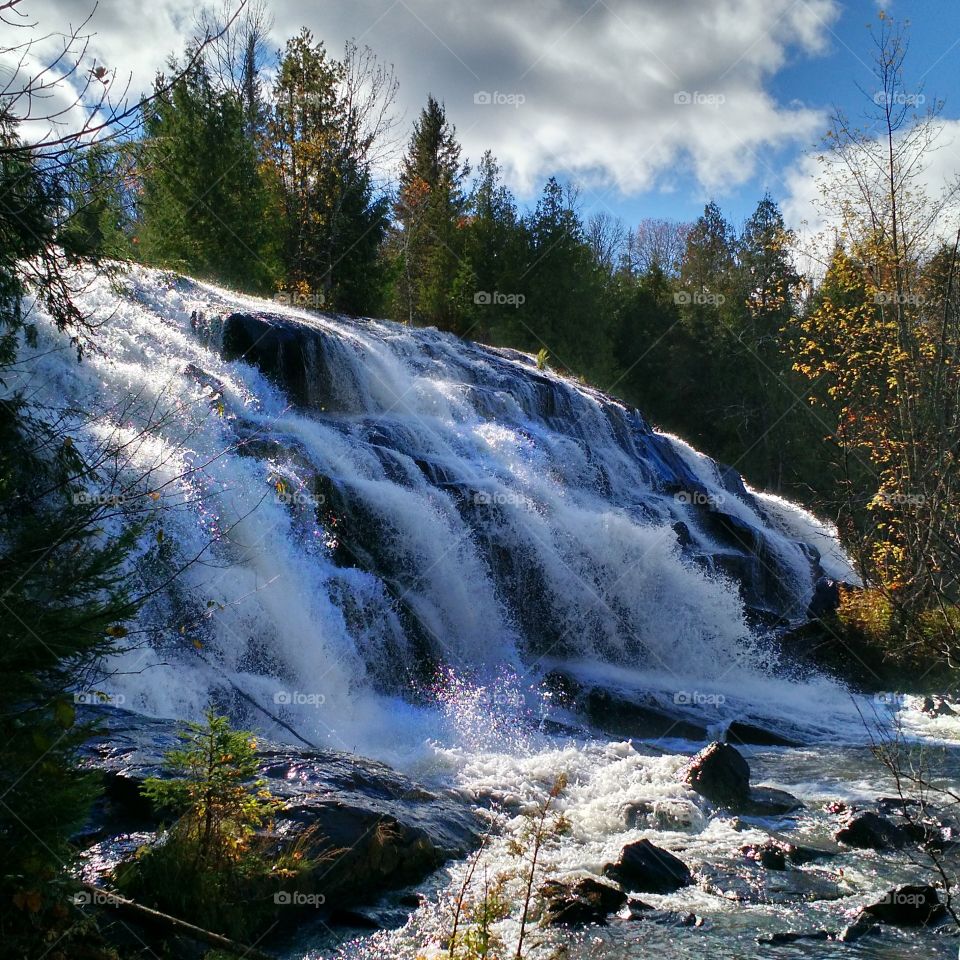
137 53 279 293
392 95 469 330
267 29 390 314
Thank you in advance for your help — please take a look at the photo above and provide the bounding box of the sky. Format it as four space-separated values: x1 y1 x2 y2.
12 0 960 233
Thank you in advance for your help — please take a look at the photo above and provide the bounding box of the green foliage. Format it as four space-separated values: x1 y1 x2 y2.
116 710 309 940
57 145 135 261
391 95 470 330
443 775 569 960
0 115 139 957
137 54 280 293
267 29 390 315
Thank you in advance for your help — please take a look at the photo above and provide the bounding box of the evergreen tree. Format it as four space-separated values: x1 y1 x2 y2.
456 151 527 342
137 53 279 293
392 95 469 330
732 195 803 488
0 113 139 957
57 145 134 261
522 177 612 380
268 29 389 314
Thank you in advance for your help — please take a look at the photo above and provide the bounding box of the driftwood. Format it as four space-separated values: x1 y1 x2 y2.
80 882 277 960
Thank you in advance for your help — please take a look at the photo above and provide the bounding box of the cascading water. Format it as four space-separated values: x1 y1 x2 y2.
11 265 870 756
17 266 960 959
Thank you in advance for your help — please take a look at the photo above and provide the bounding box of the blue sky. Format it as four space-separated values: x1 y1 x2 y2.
594 1 960 228
19 0 960 232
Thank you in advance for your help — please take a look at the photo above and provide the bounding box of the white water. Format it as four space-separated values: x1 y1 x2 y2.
15 265 960 959
8 265 905 760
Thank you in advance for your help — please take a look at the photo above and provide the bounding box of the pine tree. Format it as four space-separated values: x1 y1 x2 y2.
268 29 389 314
522 177 612 380
392 95 469 330
137 53 279 292
456 151 527 342
733 195 803 488
0 113 139 957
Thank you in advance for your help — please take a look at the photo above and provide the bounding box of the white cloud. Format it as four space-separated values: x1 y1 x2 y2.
11 0 841 201
783 117 960 268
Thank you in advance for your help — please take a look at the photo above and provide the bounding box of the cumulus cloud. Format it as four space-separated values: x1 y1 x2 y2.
783 117 960 265
13 0 841 199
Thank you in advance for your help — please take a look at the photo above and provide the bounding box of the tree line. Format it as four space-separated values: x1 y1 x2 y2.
64 9 814 495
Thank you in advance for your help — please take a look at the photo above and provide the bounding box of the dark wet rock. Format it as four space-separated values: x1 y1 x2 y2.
582 687 709 742
602 839 692 894
922 696 956 717
724 720 802 748
741 839 790 870
763 831 839 865
835 811 910 850
327 908 383 929
860 884 946 926
758 929 830 944
686 742 751 806
626 900 703 926
875 796 921 816
542 671 582 706
699 863 846 905
806 576 843 619
77 706 479 905
542 876 627 927
837 918 882 942
740 786 803 817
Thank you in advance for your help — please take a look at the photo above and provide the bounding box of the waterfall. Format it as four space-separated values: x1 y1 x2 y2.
12 266 858 757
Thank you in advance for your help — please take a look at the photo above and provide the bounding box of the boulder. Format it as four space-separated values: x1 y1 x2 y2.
740 786 803 817
837 918 882 942
921 696 956 718
77 706 480 906
626 900 702 926
860 884 946 926
542 876 627 927
741 839 790 870
806 576 842 619
602 839 692 894
583 688 708 742
724 720 801 748
685 742 751 806
757 930 830 945
835 811 910 850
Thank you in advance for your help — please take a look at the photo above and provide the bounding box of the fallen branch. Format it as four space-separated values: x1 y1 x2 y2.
80 882 277 960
